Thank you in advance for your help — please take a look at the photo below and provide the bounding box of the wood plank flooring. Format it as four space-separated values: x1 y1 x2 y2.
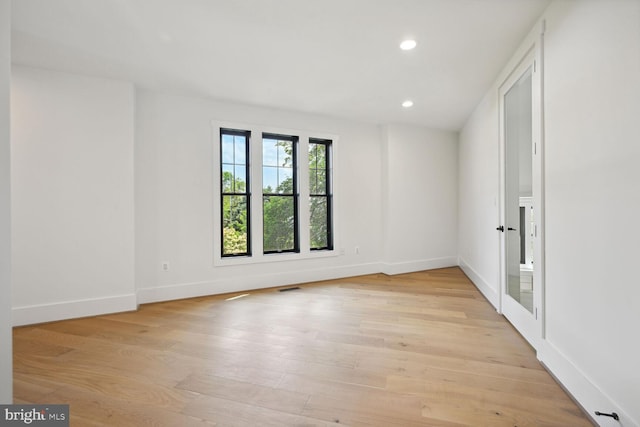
13 267 592 426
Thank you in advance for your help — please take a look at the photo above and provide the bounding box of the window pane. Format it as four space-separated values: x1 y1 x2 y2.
278 142 292 167
234 136 246 164
234 165 246 191
263 139 278 166
310 143 319 168
314 170 326 195
309 141 327 195
263 195 294 252
222 135 234 164
222 195 248 255
222 164 234 192
310 196 328 249
263 166 278 192
278 167 293 194
314 144 326 169
309 169 317 194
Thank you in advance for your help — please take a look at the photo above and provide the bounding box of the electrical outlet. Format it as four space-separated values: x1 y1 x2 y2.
162 262 170 272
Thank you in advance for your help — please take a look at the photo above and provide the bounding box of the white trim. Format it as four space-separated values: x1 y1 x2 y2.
11 261 468 325
536 23 547 342
137 262 381 304
539 340 638 427
458 258 500 310
12 294 138 327
380 257 457 276
0 0 11 405
211 247 340 267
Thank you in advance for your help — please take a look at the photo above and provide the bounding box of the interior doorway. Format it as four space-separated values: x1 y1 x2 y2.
498 41 544 350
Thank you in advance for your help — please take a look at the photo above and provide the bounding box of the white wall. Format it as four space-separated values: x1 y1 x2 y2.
135 90 385 302
9 70 460 314
459 1 640 425
11 66 136 325
540 1 640 425
382 124 458 274
0 0 12 404
458 90 501 307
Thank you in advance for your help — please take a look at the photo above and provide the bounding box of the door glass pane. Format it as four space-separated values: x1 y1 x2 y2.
505 66 533 313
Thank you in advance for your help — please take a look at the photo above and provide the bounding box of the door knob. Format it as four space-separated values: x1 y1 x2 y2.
508 227 517 231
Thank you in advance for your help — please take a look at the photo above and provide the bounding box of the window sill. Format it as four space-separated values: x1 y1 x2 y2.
214 248 339 267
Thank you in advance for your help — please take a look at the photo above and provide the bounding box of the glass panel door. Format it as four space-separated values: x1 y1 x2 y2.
505 67 533 313
498 41 543 351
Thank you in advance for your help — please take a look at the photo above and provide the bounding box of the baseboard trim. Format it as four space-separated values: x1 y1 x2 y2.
137 262 381 304
538 340 637 427
12 293 138 327
10 261 464 325
380 257 458 276
458 257 499 310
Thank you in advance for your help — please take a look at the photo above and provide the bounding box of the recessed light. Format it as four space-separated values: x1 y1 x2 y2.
402 100 414 108
400 39 417 50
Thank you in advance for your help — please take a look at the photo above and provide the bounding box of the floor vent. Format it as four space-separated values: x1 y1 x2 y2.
278 287 301 292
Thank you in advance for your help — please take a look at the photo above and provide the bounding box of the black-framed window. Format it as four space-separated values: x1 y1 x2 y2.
220 128 251 257
262 133 299 254
309 139 333 250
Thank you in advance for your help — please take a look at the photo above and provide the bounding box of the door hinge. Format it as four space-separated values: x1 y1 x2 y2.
534 142 537 155
535 307 538 319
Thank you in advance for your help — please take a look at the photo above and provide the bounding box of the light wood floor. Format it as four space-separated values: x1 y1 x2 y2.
13 268 592 426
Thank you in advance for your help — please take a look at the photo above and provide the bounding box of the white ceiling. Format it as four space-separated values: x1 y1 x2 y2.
11 0 550 130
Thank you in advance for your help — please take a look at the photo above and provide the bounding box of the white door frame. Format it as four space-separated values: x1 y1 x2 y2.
498 25 545 350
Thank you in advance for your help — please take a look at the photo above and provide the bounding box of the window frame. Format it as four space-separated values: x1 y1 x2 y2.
220 128 252 258
261 132 300 255
309 138 333 251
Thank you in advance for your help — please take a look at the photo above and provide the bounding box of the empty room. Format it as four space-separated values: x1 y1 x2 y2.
1 0 638 426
